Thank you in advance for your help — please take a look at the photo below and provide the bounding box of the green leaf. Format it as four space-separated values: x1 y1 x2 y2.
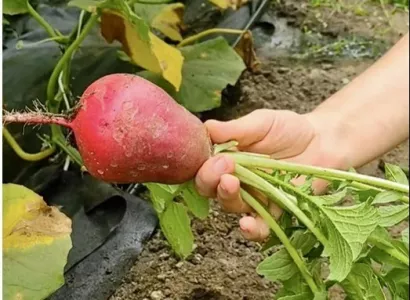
139 36 246 112
353 189 379 203
311 189 349 206
277 293 313 300
67 0 104 11
145 183 178 214
3 184 72 300
180 180 210 220
313 292 328 300
291 230 318 255
261 233 281 252
368 247 408 269
256 248 298 281
275 273 312 299
368 226 395 250
402 228 409 247
384 268 409 300
3 0 28 15
341 263 386 300
384 163 409 185
320 202 379 281
372 190 402 204
159 202 194 258
257 230 317 281
377 204 409 227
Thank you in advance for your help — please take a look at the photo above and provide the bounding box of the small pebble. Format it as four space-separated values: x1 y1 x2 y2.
191 253 203 265
157 274 167 281
159 253 170 259
150 290 164 300
175 261 184 268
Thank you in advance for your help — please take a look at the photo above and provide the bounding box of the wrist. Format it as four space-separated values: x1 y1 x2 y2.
304 109 354 171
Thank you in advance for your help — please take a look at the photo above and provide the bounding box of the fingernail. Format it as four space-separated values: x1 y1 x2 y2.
219 181 228 194
213 156 228 173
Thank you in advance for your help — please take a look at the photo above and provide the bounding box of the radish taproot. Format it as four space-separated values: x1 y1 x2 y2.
3 73 213 184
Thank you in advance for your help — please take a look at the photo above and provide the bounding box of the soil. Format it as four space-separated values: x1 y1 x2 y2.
110 1 409 300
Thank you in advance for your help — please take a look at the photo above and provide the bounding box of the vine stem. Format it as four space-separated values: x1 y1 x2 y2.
2 127 55 161
226 152 409 194
234 164 329 247
47 14 98 107
27 2 61 39
239 188 319 294
177 28 245 48
46 13 97 148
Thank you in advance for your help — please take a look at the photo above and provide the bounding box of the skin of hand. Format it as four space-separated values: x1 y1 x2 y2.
195 32 409 243
195 109 350 242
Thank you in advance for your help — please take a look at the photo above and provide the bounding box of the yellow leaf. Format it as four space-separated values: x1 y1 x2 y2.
101 10 183 91
208 0 249 10
3 184 72 300
151 3 184 41
3 184 72 251
134 3 185 42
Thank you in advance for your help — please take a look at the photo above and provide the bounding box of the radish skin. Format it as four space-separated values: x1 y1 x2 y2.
3 74 213 184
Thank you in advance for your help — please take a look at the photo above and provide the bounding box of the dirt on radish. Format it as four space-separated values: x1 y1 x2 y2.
109 2 409 300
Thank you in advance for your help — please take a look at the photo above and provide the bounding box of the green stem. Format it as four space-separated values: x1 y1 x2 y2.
15 36 68 49
235 164 329 247
177 28 245 48
52 137 83 167
367 236 409 266
27 2 61 39
3 127 55 161
240 188 319 294
46 13 97 144
349 181 409 203
255 168 410 267
227 152 409 194
129 0 173 3
47 13 98 107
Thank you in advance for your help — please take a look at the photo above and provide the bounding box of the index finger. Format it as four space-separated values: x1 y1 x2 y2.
205 109 275 148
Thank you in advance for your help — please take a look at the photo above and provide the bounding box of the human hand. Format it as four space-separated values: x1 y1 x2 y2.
195 109 349 242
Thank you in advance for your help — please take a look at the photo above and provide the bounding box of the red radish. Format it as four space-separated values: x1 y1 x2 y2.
3 74 213 184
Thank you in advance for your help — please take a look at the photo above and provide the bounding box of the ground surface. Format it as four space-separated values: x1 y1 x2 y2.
111 1 409 299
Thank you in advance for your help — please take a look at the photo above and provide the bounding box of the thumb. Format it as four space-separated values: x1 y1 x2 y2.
204 109 275 148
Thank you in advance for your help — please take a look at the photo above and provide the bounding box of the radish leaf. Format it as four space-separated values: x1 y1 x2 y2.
383 268 409 299
145 183 178 214
159 202 194 258
341 263 386 300
319 202 379 281
402 228 409 247
377 204 409 227
180 180 209 220
385 163 409 185
275 273 312 299
372 190 402 204
257 230 317 281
